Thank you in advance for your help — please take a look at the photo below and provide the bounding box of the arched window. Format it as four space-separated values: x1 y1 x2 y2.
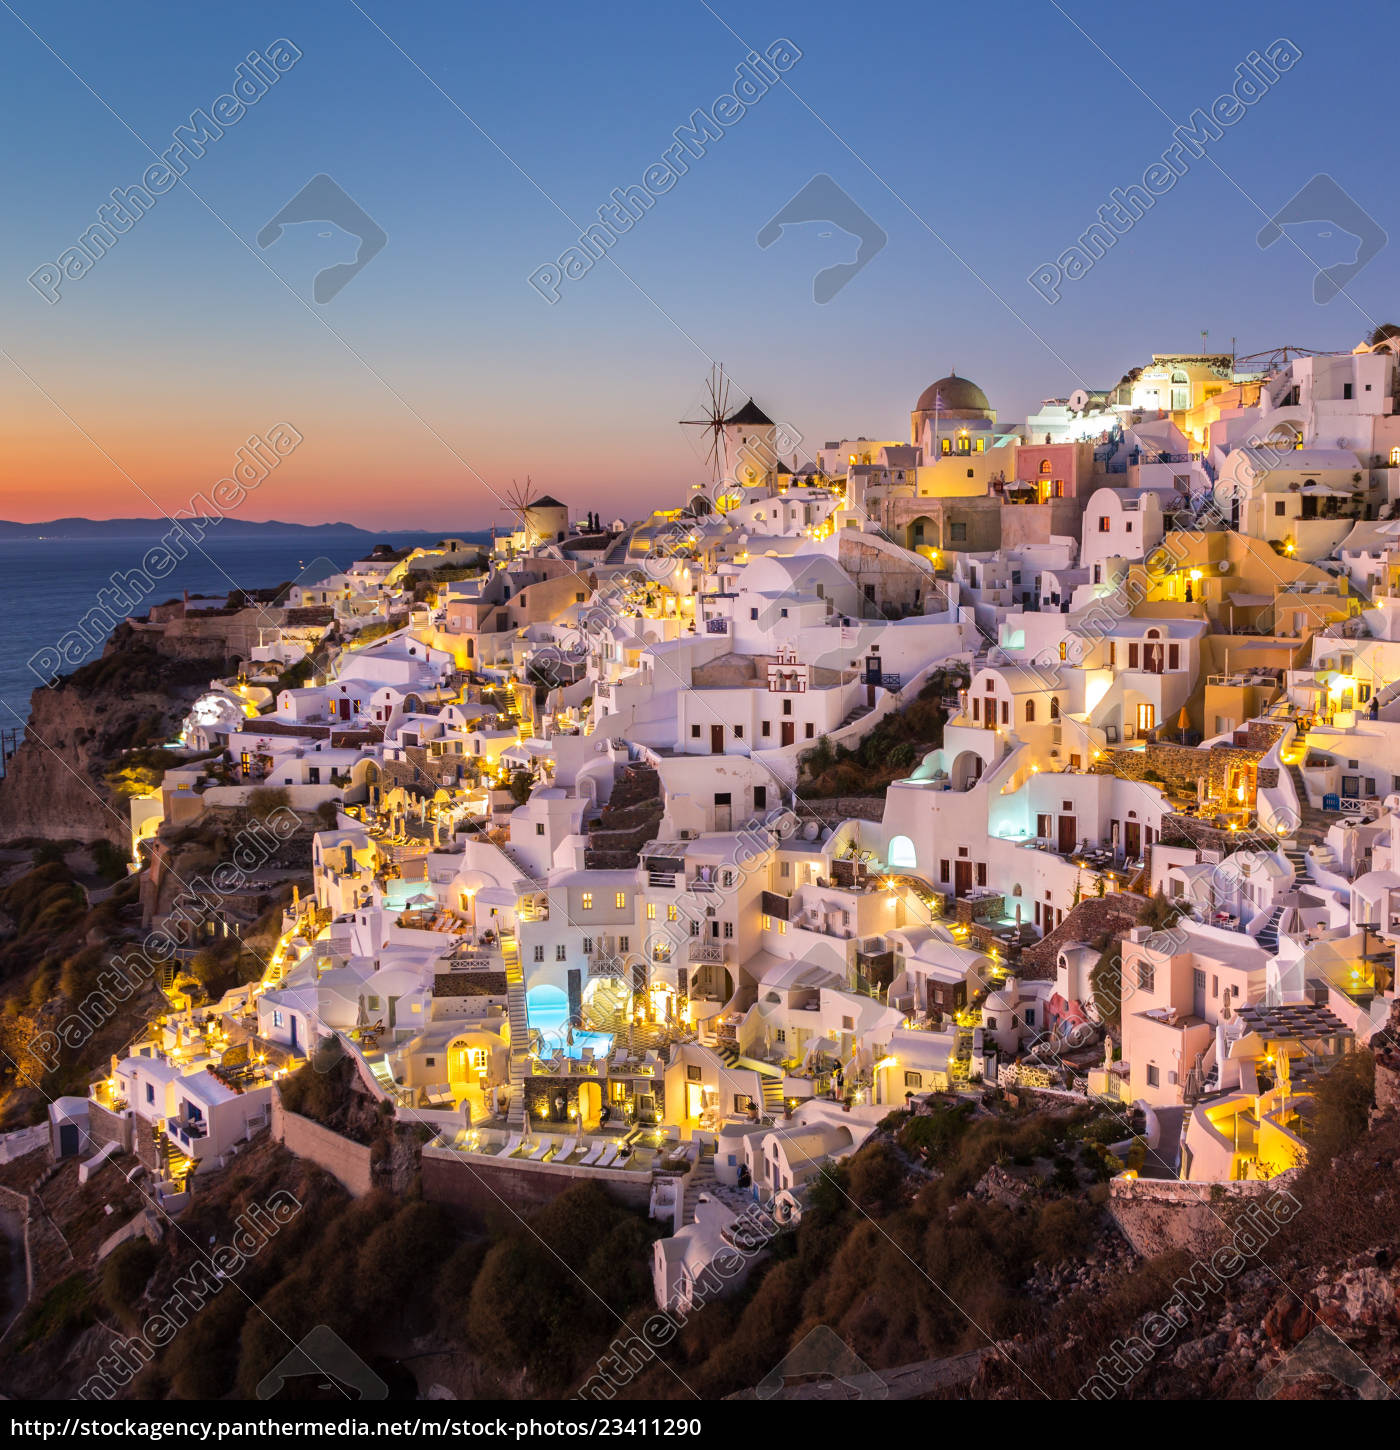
1039 459 1052 475
1025 700 1035 723
1391 446 1400 466
1050 696 1060 719
888 835 917 870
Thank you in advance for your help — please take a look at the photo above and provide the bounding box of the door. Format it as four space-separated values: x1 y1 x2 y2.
781 722 795 747
954 860 973 897
289 1015 299 1049
1192 969 1207 1018
1058 815 1078 855
1124 820 1141 860
714 793 732 831
710 725 724 754
59 1124 78 1157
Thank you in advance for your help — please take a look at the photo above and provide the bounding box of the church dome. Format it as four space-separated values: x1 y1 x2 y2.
914 372 992 417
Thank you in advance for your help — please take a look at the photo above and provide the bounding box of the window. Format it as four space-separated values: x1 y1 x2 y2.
536 823 545 835
940 860 950 883
425 1057 436 1068
842 1016 855 1031
1168 644 1180 670
754 785 767 809
533 945 544 962
778 920 787 935
782 699 792 716
762 914 772 930
690 920 700 936
646 903 656 920
619 935 630 952
750 607 758 620
1274 500 1286 516
1128 642 1139 668
1050 696 1060 719
888 834 917 869
805 723 814 738
273 1011 284 1029
556 945 566 961
1025 700 1035 723
615 891 626 909
950 522 966 542
761 721 771 737
581 892 593 910
1039 459 1051 474
691 725 701 738
1343 382 1353 399
667 904 678 921
583 937 593 954
1098 516 1110 532
1137 962 1154 992
904 1071 923 1088
1146 1064 1160 1087
1137 703 1155 732
734 725 744 739
146 1083 155 1104
723 921 734 938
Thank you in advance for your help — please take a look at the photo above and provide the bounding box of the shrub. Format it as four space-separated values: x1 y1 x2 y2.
248 786 291 819
101 1236 160 1321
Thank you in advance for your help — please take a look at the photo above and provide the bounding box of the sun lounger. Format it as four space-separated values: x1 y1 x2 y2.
578 1139 604 1166
528 1136 554 1160
496 1133 522 1158
595 1142 620 1167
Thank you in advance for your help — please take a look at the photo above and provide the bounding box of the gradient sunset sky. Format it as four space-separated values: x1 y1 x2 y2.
1 0 1395 529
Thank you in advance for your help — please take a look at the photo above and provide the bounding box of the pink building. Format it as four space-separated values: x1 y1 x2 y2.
1012 440 1096 500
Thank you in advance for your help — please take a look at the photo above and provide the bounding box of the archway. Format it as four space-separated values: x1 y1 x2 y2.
951 750 985 791
577 1080 602 1130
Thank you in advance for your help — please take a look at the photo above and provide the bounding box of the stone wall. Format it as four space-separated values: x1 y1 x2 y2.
801 795 886 824
1092 740 1266 798
421 1146 658 1221
86 1102 133 1154
270 1093 373 1197
1107 1172 1297 1257
1017 893 1143 977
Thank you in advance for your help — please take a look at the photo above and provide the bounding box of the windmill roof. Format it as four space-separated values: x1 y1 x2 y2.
529 495 567 509
725 399 774 426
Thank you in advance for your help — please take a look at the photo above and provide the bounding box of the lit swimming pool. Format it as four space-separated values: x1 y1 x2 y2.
526 985 613 1059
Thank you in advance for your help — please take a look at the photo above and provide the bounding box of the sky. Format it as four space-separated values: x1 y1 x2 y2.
1 0 1396 529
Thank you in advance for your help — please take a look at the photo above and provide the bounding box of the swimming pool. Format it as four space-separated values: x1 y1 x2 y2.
526 985 613 1059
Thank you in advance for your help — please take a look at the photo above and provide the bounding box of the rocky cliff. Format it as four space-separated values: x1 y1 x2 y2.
0 631 230 846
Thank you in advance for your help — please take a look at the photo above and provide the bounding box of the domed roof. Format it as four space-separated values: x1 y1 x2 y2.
914 372 991 416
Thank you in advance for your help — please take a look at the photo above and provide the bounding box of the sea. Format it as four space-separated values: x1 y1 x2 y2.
0 529 481 749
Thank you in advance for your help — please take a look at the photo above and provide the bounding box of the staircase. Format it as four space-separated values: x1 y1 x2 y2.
1254 904 1286 954
1283 761 1337 853
585 764 662 870
505 951 530 1130
1281 840 1313 885
755 1071 785 1115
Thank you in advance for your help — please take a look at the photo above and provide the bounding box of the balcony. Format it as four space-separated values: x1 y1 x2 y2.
688 942 724 965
